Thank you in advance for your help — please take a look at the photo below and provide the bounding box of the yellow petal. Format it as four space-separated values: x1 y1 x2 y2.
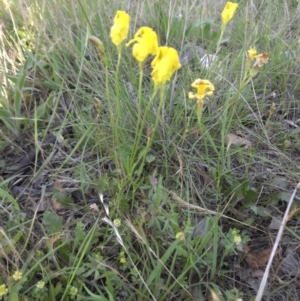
188 92 196 99
110 11 130 46
126 27 158 62
189 79 215 100
221 2 238 26
247 47 258 61
151 46 181 85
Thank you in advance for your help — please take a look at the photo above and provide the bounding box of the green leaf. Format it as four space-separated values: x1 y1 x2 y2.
278 192 292 202
52 189 72 207
146 155 156 163
10 292 19 301
244 187 258 203
73 222 86 252
250 206 271 217
194 18 214 27
244 216 255 226
202 23 211 39
35 92 55 122
270 177 289 189
0 188 20 211
53 282 62 297
42 211 63 234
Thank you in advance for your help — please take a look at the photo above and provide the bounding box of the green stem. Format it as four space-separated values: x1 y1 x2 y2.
196 104 209 157
135 62 145 150
215 27 225 55
115 48 122 138
130 88 159 174
134 86 165 175
103 53 120 167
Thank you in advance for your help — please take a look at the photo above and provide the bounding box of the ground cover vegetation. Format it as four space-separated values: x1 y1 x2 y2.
1 0 300 300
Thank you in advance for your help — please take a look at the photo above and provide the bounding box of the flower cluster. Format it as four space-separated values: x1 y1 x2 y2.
246 47 269 79
175 232 185 241
0 284 8 297
247 47 269 67
36 281 45 289
89 5 269 124
119 250 127 264
113 218 121 227
12 270 23 281
232 229 242 246
108 10 181 86
69 286 78 296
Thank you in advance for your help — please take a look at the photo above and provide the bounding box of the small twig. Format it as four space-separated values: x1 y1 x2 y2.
255 181 300 301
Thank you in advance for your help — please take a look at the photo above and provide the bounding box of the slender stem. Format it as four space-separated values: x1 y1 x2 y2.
115 49 122 100
215 26 225 55
130 88 158 173
104 58 119 166
196 104 209 156
115 47 122 132
135 86 165 175
138 62 144 107
135 62 145 151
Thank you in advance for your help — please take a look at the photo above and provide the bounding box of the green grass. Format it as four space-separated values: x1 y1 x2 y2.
1 0 300 300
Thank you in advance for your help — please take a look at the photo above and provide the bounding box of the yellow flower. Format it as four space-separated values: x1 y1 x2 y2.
36 281 45 289
12 270 23 281
247 47 258 61
126 27 158 62
233 235 242 246
120 256 127 264
151 46 181 85
188 79 215 103
69 286 78 296
113 218 121 227
110 11 130 46
221 2 238 26
0 284 8 297
253 53 269 68
175 232 185 241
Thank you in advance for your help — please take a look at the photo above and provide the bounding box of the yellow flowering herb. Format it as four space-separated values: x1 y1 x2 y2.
188 79 215 103
0 284 8 297
151 46 181 85
247 47 258 61
110 11 130 46
126 27 158 63
221 2 238 27
12 270 23 281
